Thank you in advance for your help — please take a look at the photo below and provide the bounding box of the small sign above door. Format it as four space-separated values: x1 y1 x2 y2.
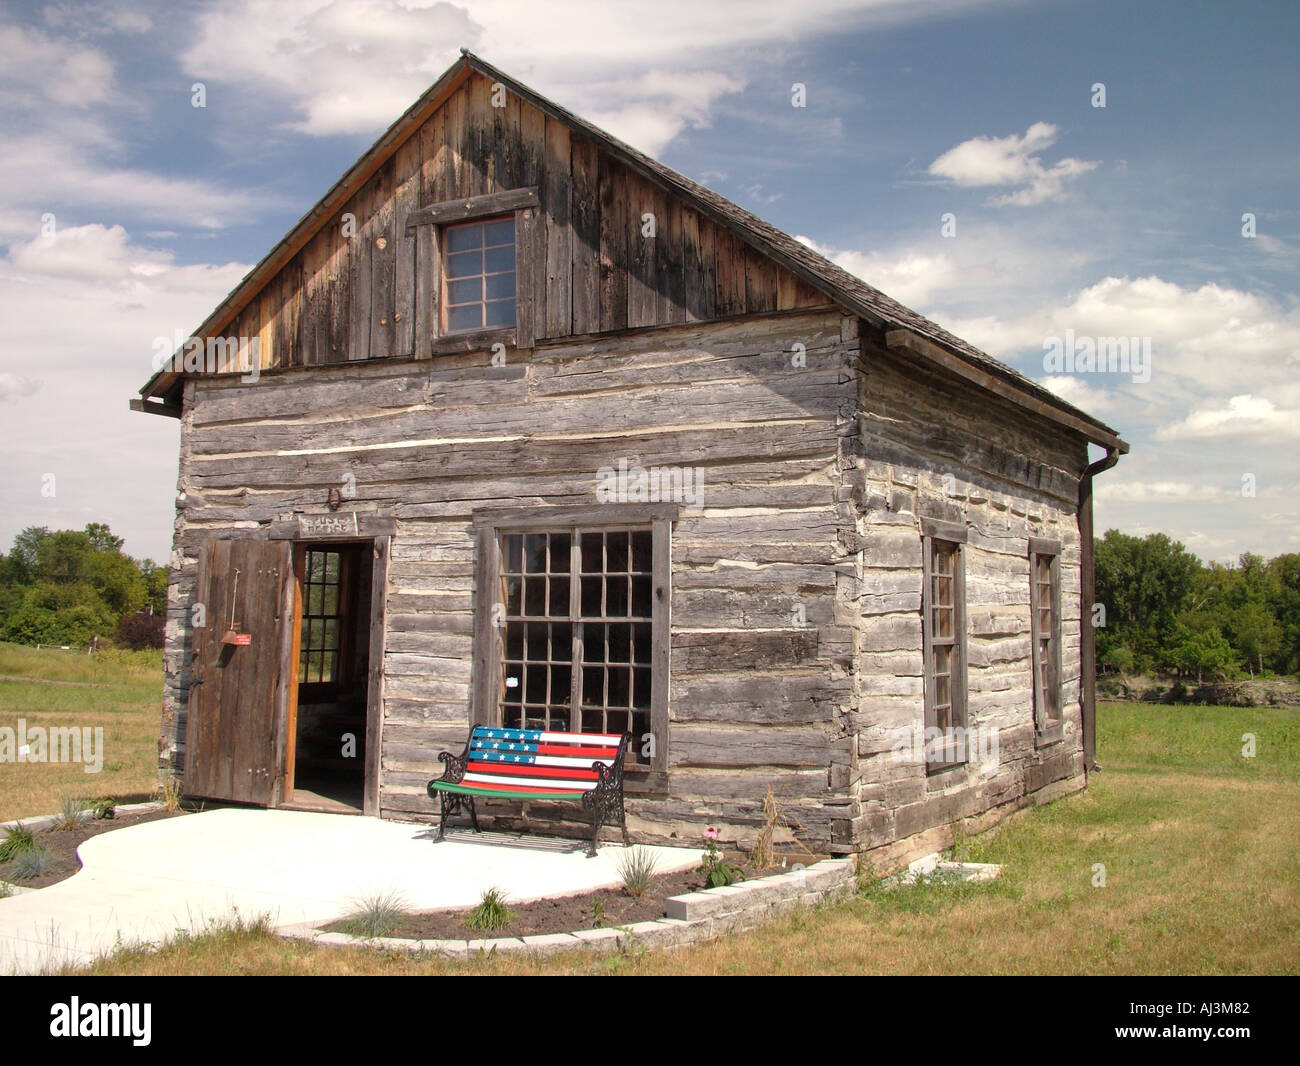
298 512 359 538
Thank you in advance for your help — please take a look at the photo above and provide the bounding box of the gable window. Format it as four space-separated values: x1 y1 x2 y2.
921 519 968 772
404 186 539 350
443 216 516 333
1029 537 1063 743
472 505 673 782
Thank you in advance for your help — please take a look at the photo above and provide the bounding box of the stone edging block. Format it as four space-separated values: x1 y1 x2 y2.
279 856 860 959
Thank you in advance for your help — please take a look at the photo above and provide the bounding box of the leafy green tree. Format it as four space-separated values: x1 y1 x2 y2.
83 522 125 553
1226 602 1283 677
1095 530 1201 670
6 526 49 583
1169 622 1237 684
2 581 115 646
83 550 146 617
35 529 93 584
138 559 169 616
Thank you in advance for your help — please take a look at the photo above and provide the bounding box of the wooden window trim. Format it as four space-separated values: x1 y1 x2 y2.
407 187 539 351
298 547 354 694
1030 539 1064 745
921 527 968 773
472 506 673 786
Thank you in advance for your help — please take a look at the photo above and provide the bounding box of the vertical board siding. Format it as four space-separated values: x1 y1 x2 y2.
223 75 830 370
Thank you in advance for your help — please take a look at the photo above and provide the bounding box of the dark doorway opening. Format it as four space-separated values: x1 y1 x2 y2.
285 543 372 813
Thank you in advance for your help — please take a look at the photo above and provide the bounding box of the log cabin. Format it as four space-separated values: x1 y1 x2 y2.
135 51 1127 871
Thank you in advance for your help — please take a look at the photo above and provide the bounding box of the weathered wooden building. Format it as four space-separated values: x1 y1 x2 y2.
136 52 1126 870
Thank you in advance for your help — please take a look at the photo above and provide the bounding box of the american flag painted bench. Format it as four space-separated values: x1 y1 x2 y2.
427 726 632 856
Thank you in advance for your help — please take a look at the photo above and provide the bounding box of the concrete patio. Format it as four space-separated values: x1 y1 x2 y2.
0 807 699 975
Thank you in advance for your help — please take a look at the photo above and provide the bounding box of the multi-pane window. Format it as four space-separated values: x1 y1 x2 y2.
300 550 344 684
1030 540 1063 740
929 542 958 731
443 216 516 333
498 529 654 751
922 522 967 771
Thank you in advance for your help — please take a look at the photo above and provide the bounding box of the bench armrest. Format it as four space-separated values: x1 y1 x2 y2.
434 743 471 785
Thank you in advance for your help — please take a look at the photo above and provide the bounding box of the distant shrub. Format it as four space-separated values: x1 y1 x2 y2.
114 609 165 650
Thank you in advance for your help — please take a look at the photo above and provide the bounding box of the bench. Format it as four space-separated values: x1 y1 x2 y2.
427 726 631 856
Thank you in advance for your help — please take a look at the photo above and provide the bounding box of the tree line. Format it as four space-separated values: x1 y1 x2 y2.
1095 530 1300 682
2 522 1296 678
0 525 166 649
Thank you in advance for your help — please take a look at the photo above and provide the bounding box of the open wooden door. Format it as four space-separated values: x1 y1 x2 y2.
185 539 297 805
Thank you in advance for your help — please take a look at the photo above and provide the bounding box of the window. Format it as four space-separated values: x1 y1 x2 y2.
299 549 347 684
1029 538 1063 742
403 186 538 348
473 506 673 778
921 520 967 771
443 216 516 333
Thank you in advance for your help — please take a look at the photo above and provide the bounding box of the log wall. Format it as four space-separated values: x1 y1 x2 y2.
843 330 1093 868
161 308 863 849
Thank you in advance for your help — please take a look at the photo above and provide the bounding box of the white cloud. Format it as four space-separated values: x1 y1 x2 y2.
939 275 1300 394
1096 480 1235 503
178 0 1005 153
1156 391 1300 441
0 373 42 402
0 22 114 107
928 122 1099 206
0 223 251 558
797 234 961 307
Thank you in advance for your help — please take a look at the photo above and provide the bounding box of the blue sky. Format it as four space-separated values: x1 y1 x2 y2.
0 0 1296 565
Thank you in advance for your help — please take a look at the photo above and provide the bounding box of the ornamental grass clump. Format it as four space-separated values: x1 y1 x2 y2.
464 887 516 933
10 845 54 882
0 823 37 863
617 846 660 898
336 890 410 939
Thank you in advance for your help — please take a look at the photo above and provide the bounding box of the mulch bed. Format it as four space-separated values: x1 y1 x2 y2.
0 808 186 890
325 852 828 941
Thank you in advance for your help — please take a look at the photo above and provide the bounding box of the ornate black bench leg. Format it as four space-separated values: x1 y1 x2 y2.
434 792 481 841
436 791 453 841
588 804 605 858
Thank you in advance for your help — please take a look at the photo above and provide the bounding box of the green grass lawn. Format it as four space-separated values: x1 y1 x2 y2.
0 642 163 821
53 699 1299 975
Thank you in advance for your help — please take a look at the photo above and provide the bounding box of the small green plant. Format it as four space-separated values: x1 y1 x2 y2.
0 880 11 898
464 887 515 933
91 797 117 820
591 899 606 927
10 845 54 881
53 793 88 831
617 846 660 898
335 889 410 939
699 827 745 888
0 823 38 863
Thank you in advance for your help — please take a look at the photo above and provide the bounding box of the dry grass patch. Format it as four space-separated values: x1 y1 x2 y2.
0 643 162 823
